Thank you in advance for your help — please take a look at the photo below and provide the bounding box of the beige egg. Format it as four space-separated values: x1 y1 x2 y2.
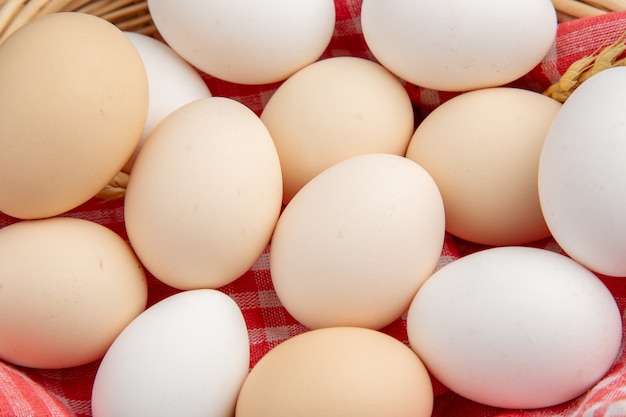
270 154 445 330
125 97 283 290
261 56 415 204
0 217 148 369
406 87 561 246
236 327 433 417
0 12 148 219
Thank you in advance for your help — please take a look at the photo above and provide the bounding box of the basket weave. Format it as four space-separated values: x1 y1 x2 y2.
553 0 626 21
0 0 157 44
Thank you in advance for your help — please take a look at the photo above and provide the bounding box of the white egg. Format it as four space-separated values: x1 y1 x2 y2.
146 0 336 85
407 246 622 409
122 32 212 172
91 289 250 417
539 66 626 277
361 0 557 91
270 153 445 330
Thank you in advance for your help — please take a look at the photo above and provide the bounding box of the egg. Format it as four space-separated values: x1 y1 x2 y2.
0 12 148 219
0 217 147 369
91 289 250 417
269 153 445 330
361 0 557 91
407 246 622 409
147 0 336 84
122 32 212 173
539 66 626 277
124 96 283 290
405 87 562 246
235 327 433 417
261 56 415 204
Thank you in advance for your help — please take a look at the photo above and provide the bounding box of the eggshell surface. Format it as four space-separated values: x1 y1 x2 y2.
0 12 148 219
91 289 250 417
261 56 415 203
0 217 148 369
124 97 283 290
235 327 433 417
147 0 336 84
122 32 212 173
270 153 445 330
539 67 626 277
406 87 561 246
407 246 622 409
361 0 557 91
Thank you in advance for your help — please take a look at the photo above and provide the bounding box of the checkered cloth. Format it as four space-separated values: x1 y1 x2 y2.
2 3 626 416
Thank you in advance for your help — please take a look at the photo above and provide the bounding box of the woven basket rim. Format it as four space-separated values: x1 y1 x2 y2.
0 0 157 44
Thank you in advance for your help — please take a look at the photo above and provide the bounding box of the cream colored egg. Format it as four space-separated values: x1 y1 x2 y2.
270 153 445 330
406 87 561 246
125 97 283 290
0 12 148 219
235 327 433 417
0 217 147 369
261 56 415 204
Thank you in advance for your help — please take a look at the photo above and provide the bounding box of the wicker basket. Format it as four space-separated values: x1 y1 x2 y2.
553 0 626 21
0 0 157 44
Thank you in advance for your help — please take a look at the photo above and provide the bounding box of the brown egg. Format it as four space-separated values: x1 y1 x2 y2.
235 327 433 417
261 56 415 204
0 217 148 369
0 12 148 219
406 87 561 246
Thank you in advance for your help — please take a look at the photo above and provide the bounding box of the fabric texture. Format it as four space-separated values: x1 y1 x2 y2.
2 2 626 416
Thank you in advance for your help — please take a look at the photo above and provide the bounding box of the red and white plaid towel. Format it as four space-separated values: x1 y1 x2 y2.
2 2 626 416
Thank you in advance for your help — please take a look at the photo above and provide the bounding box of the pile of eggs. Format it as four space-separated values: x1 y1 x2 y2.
0 0 625 416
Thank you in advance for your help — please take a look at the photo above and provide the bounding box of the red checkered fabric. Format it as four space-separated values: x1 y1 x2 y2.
2 2 626 416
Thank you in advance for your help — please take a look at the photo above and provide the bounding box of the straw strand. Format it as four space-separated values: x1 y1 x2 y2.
552 0 608 19
544 30 626 101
